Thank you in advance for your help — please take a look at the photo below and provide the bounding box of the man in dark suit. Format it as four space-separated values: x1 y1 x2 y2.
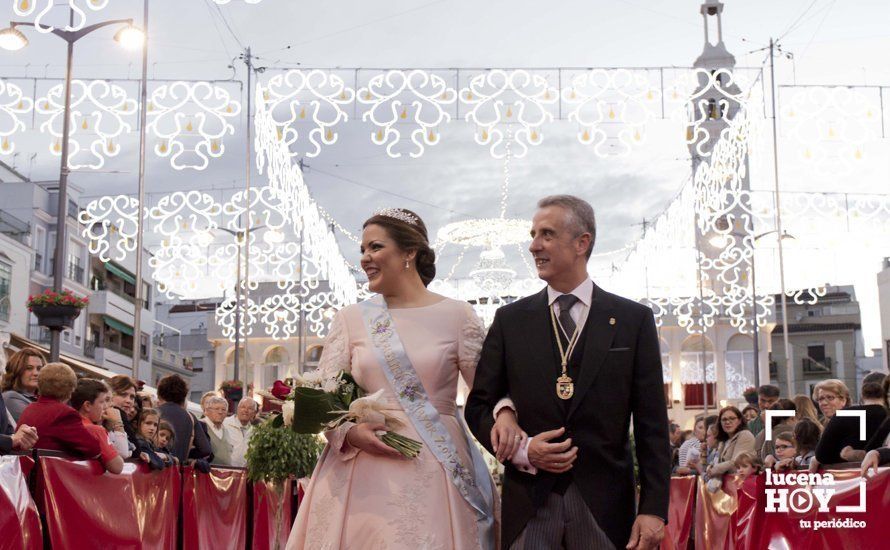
0 391 38 454
465 195 671 550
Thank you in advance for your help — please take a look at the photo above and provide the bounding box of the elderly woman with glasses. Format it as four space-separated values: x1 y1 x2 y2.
706 406 756 479
816 376 888 465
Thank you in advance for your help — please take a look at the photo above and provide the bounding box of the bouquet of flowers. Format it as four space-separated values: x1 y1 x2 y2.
266 371 423 458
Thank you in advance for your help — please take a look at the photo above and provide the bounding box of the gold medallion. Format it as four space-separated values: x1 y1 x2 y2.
556 374 574 400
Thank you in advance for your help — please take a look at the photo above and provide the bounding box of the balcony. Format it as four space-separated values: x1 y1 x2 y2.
88 290 137 326
802 356 833 375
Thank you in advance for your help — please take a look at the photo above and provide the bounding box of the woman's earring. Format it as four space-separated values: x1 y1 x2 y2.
404 260 410 270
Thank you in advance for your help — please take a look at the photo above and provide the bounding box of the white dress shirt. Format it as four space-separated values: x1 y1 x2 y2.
223 415 253 467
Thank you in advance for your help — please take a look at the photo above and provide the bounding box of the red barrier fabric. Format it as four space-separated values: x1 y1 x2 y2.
181 466 248 550
37 457 180 550
252 478 294 550
0 456 42 550
661 476 696 550
692 468 890 549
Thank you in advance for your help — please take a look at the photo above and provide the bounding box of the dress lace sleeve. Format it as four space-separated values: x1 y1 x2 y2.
317 310 360 461
317 309 351 378
458 303 486 389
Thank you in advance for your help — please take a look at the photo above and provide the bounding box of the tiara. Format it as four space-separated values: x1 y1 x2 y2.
374 207 419 226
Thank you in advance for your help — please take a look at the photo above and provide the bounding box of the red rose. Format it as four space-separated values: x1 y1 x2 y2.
271 380 292 400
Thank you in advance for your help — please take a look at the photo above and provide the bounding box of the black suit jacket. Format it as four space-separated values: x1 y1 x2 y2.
465 285 671 548
0 392 13 453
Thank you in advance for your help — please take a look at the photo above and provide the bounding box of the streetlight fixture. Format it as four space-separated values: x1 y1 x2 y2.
0 14 144 361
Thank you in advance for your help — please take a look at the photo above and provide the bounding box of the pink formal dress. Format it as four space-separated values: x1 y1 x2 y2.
287 298 499 550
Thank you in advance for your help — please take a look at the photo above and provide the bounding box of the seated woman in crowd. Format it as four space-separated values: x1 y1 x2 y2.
756 399 798 461
18 363 101 459
1 347 45 422
764 429 797 471
742 405 759 425
733 451 763 482
815 377 887 465
676 415 717 476
155 420 178 464
135 408 175 469
707 406 756 480
71 378 127 474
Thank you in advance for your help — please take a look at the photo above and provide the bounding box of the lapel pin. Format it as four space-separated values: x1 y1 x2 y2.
609 317 616 325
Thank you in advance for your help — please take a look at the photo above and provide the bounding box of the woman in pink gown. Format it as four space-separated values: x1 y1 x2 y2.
287 209 498 550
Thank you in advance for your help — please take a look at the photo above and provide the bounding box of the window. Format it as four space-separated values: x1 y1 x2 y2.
0 261 10 322
143 283 151 310
680 335 716 409
62 329 71 343
34 226 46 272
140 333 149 360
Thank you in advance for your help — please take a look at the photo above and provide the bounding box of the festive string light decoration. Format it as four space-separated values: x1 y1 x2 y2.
0 79 33 154
780 86 880 180
256 79 359 307
562 69 660 156
78 195 141 262
357 70 455 158
13 0 110 33
147 81 241 170
36 79 137 170
263 69 354 158
460 69 558 158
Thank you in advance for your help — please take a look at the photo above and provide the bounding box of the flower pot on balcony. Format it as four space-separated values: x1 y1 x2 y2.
31 305 82 330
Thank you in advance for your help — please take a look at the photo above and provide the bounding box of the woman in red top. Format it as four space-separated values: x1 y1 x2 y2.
18 363 101 459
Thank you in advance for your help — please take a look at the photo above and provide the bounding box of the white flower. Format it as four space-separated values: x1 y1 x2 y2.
282 401 295 427
321 377 342 394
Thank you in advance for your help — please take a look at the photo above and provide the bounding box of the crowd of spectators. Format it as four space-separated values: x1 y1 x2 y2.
669 373 890 483
1 347 260 473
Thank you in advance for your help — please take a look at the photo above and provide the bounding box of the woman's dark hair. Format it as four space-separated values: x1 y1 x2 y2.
1 347 46 392
108 374 137 395
793 418 821 453
70 378 110 411
769 398 797 430
362 209 436 286
715 406 748 442
157 374 189 405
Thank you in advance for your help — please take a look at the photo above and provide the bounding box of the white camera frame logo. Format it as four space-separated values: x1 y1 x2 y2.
763 409 867 514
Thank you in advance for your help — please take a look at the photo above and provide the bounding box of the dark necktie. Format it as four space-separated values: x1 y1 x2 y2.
556 294 579 345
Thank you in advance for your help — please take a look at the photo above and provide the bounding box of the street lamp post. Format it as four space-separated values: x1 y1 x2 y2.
0 14 144 362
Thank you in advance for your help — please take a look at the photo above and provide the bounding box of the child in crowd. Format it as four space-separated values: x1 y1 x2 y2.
71 378 128 474
764 429 797 471
734 451 763 481
135 408 174 469
156 420 175 454
793 418 822 468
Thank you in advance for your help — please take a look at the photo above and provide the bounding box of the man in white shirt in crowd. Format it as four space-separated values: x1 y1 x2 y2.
224 397 258 467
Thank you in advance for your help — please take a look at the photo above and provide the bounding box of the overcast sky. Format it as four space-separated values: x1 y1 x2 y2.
1 0 888 333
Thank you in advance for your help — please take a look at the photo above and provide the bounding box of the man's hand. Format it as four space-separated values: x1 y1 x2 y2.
527 427 577 474
860 450 880 478
625 514 664 549
11 425 38 451
491 408 526 462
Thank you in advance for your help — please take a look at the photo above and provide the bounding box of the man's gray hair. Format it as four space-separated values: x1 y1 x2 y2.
537 195 596 258
238 397 259 411
205 396 229 409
